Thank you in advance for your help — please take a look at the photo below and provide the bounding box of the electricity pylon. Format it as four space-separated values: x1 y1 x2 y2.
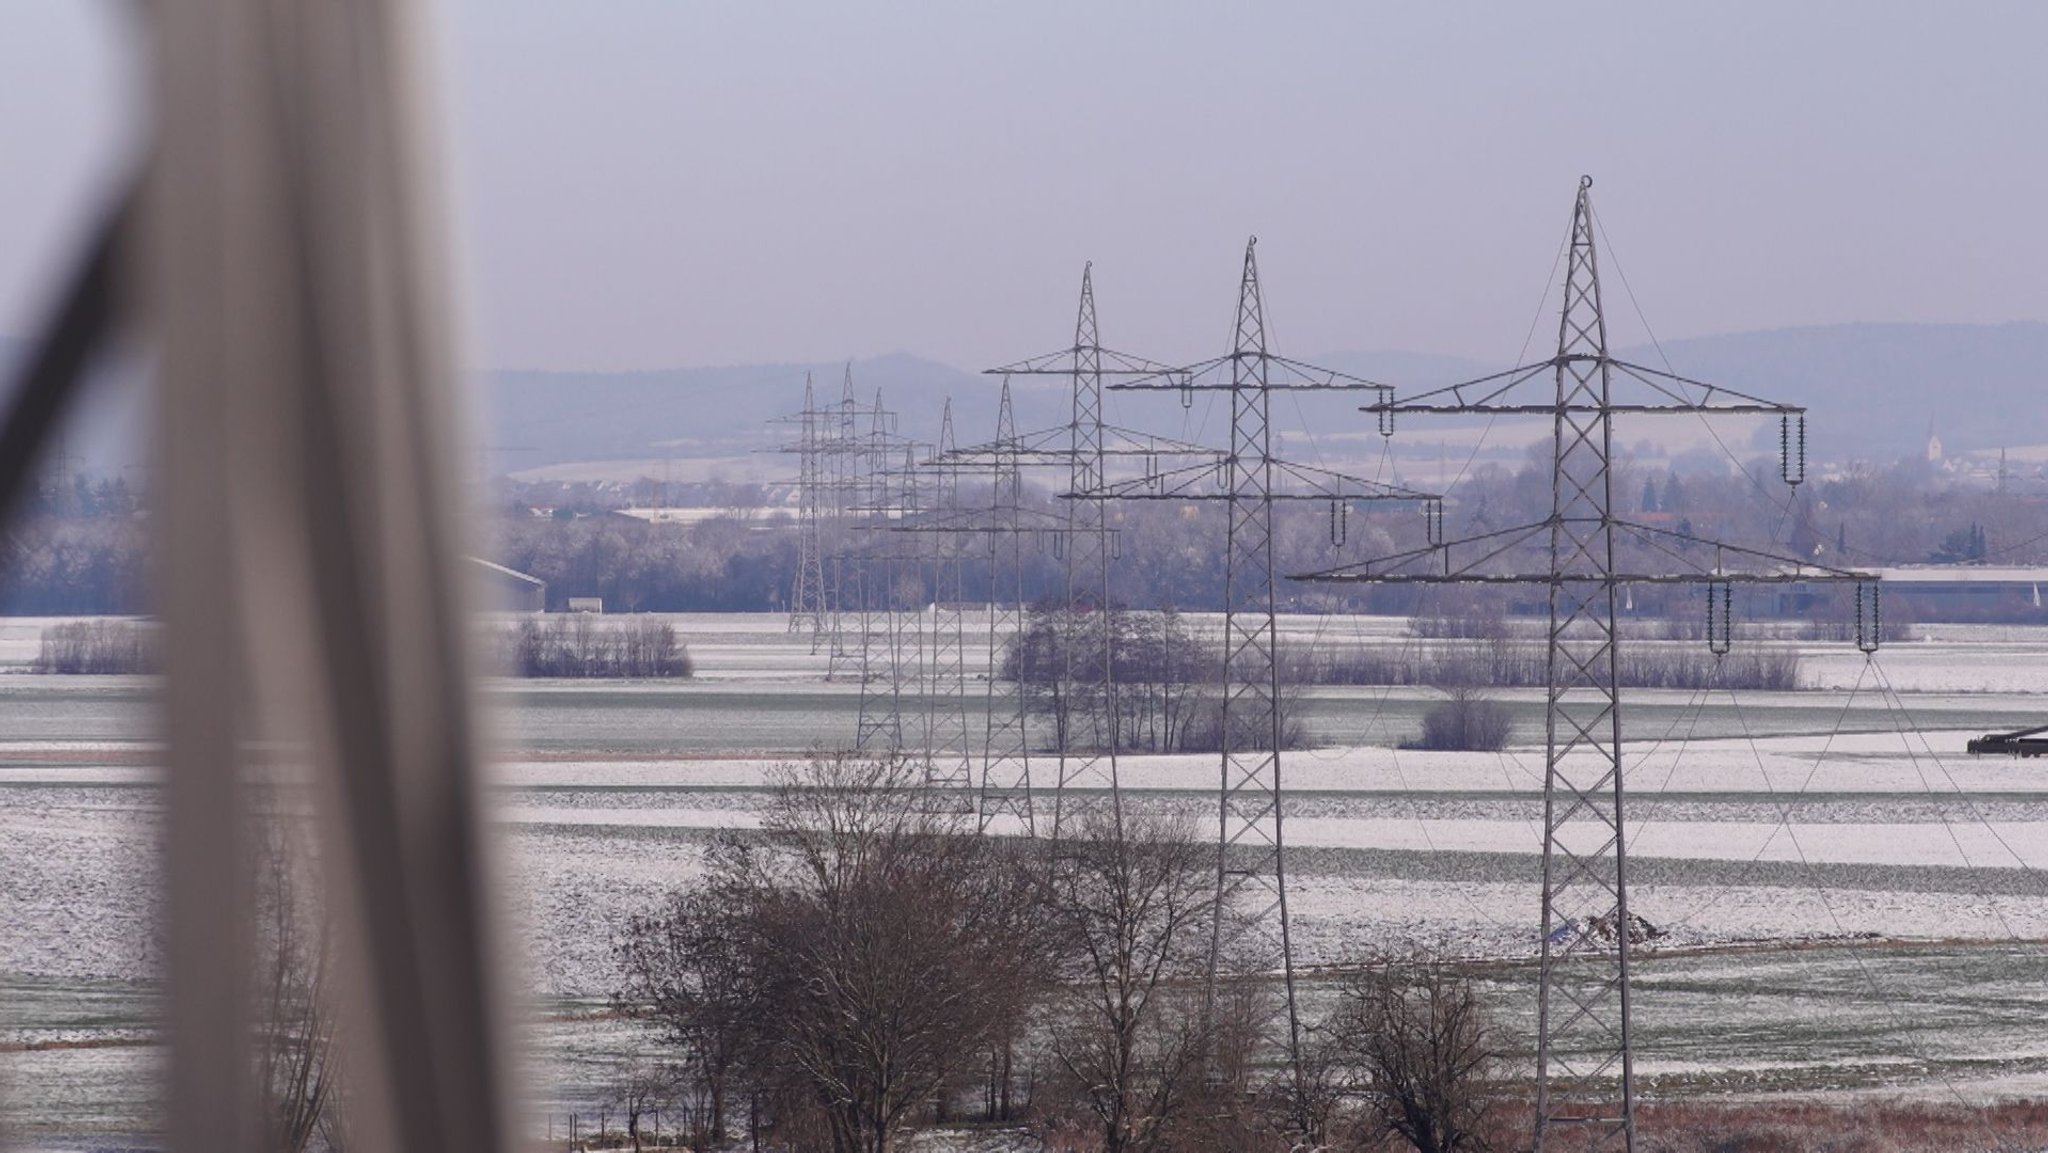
785 373 829 640
1297 177 1878 1153
885 381 1061 829
853 390 910 755
774 368 887 666
918 403 976 795
977 381 1037 830
1101 237 1437 1110
984 265 1191 838
823 367 867 678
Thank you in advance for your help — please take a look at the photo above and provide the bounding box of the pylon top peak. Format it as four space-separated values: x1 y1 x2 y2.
1580 174 1594 190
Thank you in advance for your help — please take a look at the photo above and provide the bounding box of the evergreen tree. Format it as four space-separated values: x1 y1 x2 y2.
1661 472 1686 513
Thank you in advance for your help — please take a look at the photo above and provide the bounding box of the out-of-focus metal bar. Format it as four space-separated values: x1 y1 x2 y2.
150 2 513 1151
0 185 131 526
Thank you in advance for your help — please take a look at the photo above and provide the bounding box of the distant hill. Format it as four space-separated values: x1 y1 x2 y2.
483 352 1063 472
480 348 1508 477
6 322 2042 483
483 324 2048 478
1314 324 2048 465
1608 322 2048 461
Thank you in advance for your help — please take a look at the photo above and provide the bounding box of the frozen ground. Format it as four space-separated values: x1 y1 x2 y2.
4 614 2048 1136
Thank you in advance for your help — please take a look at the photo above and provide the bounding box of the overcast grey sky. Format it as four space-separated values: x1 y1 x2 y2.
7 2 2048 373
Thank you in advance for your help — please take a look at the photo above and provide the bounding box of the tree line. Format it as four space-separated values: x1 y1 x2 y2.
12 452 2048 618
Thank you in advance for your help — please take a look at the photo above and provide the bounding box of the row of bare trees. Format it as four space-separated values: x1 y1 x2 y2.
1001 604 1310 755
613 754 1506 1153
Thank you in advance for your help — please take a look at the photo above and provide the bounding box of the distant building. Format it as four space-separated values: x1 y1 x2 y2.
467 557 546 613
1875 565 2047 620
1771 565 2048 622
566 597 604 614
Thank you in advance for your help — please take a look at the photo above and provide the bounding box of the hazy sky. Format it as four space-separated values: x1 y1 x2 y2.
7 2 2048 373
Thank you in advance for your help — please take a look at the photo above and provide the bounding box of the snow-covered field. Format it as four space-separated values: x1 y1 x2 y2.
5 613 2048 1135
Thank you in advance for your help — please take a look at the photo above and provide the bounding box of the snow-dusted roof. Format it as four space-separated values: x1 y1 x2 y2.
1872 565 2048 585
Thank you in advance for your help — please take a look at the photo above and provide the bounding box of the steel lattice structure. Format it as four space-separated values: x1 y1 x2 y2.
1101 238 1438 1103
983 265 1190 838
880 381 1060 829
783 373 830 642
853 403 991 804
852 391 913 755
773 366 889 670
917 403 977 796
976 382 1039 831
1296 177 1878 1153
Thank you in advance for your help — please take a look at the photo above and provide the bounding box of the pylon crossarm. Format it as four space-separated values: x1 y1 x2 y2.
1106 350 1392 393
1613 520 1873 582
877 505 1067 536
1064 458 1228 500
1271 459 1437 503
1294 516 1878 586
1364 357 1806 416
1607 359 1802 412
940 421 1221 466
984 344 1182 377
1293 521 1551 582
1069 457 1436 504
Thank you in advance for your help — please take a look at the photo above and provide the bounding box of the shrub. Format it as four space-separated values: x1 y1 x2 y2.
1407 689 1513 752
1294 642 1798 692
1326 954 1503 1153
1172 690 1312 753
32 619 158 674
503 616 693 678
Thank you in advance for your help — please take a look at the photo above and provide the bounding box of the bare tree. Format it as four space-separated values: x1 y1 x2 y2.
1039 809 1220 1153
1327 956 1502 1153
253 817 340 1153
621 752 1051 1153
613 880 756 1146
609 1061 678 1153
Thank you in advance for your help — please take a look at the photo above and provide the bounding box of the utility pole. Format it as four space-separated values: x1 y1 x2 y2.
977 381 1038 831
1297 177 1879 1153
983 265 1190 837
853 390 912 756
786 373 828 640
893 381 1062 829
918 402 975 796
1101 237 1437 1116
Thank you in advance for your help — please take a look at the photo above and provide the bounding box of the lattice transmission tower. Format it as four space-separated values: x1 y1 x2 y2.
916 402 976 795
867 405 981 799
881 380 1059 828
975 381 1039 830
1297 177 1880 1153
1101 237 1438 1103
777 367 896 677
783 373 829 641
983 264 1194 837
852 389 913 754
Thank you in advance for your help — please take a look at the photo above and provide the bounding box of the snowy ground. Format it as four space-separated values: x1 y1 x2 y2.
5 614 2048 1137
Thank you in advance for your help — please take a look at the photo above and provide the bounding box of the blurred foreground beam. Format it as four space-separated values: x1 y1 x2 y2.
149 2 514 1151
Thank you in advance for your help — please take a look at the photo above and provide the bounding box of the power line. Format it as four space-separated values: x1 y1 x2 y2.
1295 176 1879 1153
